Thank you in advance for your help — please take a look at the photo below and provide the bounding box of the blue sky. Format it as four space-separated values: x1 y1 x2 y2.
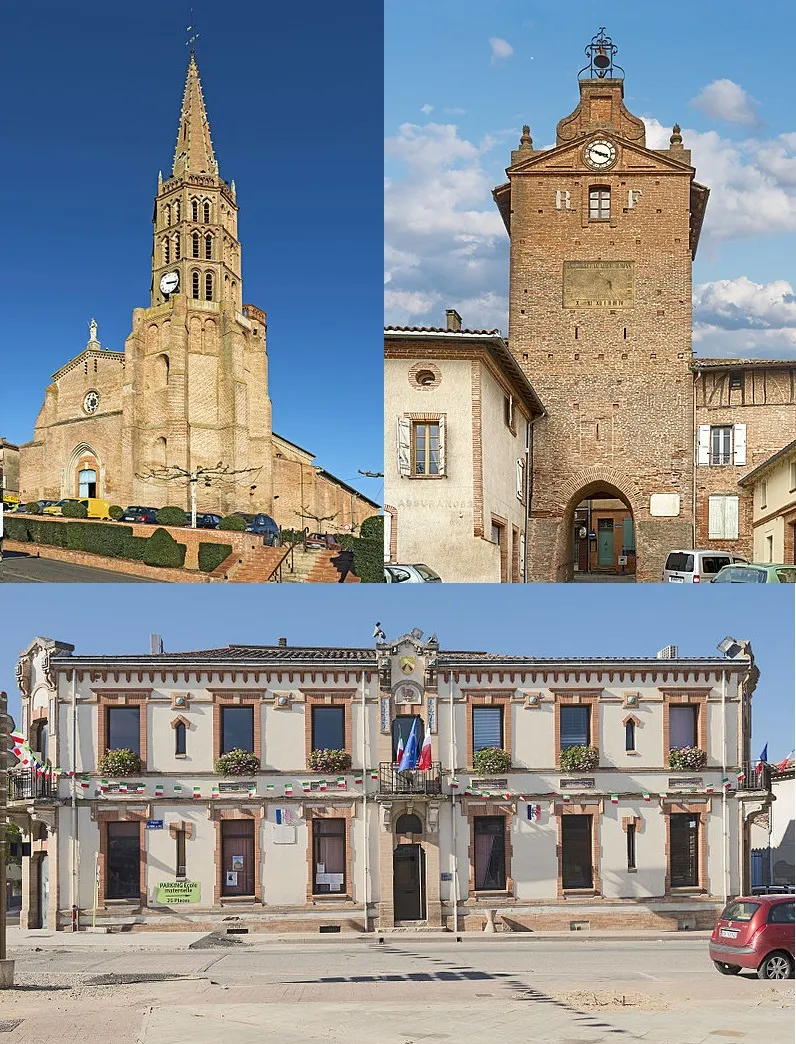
0 0 383 501
385 0 796 357
1 585 792 763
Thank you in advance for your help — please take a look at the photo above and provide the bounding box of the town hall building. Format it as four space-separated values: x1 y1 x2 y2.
385 30 796 581
16 53 377 529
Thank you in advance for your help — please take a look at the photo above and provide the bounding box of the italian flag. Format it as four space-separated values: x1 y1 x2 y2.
610 794 619 804
354 774 363 785
247 785 257 797
302 781 311 792
154 784 164 797
395 734 405 765
518 794 527 802
706 783 715 794
173 784 183 794
266 784 274 792
370 769 378 780
119 783 128 794
319 780 328 792
136 783 146 794
736 769 745 783
337 777 346 790
192 786 202 799
99 779 109 792
79 778 91 790
482 790 491 799
417 732 432 771
449 778 459 789
285 783 294 796
562 794 571 803
211 785 220 798
504 792 512 800
643 792 651 801
722 777 732 790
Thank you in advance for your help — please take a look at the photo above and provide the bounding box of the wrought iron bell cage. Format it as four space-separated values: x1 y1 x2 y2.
578 28 624 80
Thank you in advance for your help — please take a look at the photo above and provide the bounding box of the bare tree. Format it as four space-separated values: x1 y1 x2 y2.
137 462 263 528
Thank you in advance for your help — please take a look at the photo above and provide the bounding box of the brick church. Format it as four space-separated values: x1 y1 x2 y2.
384 30 796 582
17 54 377 529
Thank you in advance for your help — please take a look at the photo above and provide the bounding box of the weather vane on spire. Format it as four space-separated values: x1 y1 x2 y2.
186 9 199 54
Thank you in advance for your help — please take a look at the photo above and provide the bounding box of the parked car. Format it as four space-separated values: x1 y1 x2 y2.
662 550 733 584
709 894 794 978
711 563 796 584
119 506 159 524
43 497 112 520
384 564 442 583
188 513 222 530
305 532 341 551
245 513 281 546
43 499 78 516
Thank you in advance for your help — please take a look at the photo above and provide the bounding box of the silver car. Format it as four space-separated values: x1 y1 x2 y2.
662 549 734 584
384 564 442 583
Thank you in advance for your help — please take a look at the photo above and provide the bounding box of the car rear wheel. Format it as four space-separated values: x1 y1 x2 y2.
713 960 742 975
756 951 794 979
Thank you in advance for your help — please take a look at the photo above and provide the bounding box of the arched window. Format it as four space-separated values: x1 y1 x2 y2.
174 233 181 260
205 234 213 259
205 272 213 301
625 719 636 752
163 237 170 264
589 186 611 221
192 270 200 299
191 199 199 222
192 231 200 258
203 200 211 223
174 722 186 756
174 199 181 221
163 204 171 227
395 813 423 836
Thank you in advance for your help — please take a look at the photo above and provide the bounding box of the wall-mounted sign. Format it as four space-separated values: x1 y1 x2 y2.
427 696 437 734
219 781 256 793
156 881 200 904
471 779 508 789
668 777 703 788
146 819 164 830
226 872 238 887
559 778 595 789
440 872 453 882
380 696 391 734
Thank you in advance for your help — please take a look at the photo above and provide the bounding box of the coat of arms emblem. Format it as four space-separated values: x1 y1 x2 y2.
400 656 415 675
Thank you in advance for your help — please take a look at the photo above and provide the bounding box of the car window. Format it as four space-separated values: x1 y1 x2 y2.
767 901 795 925
720 900 760 922
389 568 412 582
665 552 685 571
414 565 441 581
701 556 730 574
774 568 796 583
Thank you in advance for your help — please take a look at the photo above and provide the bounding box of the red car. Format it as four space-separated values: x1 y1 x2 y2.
709 894 794 979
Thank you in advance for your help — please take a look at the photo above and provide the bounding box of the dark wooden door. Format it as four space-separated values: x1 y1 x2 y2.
393 844 425 921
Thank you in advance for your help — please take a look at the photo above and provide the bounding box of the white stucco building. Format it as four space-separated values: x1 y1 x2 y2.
8 630 768 934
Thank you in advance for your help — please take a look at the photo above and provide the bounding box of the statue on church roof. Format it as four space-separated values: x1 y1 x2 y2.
88 318 100 347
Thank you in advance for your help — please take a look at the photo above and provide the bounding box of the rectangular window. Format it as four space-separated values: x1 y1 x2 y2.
474 816 506 890
625 720 636 752
670 813 699 887
472 706 503 751
176 830 186 878
561 815 593 889
174 722 186 756
559 705 590 750
729 372 743 390
221 819 255 896
221 706 254 753
627 824 637 870
412 421 440 476
708 495 739 539
107 706 140 754
760 480 767 510
588 187 610 220
790 461 796 492
313 818 346 894
106 822 140 900
312 706 345 752
710 426 732 465
669 705 697 749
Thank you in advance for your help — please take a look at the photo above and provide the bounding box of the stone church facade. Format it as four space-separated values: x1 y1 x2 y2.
384 31 796 582
18 55 377 528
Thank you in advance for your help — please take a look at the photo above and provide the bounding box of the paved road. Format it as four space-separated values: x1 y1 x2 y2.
0 550 156 583
4 937 792 1043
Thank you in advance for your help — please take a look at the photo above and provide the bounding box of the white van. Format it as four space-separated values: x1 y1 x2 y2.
662 550 734 584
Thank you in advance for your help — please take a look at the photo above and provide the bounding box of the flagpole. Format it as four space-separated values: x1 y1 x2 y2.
361 670 368 933
449 672 458 936
70 669 79 932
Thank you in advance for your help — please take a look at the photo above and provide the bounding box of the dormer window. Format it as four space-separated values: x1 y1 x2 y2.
589 186 610 221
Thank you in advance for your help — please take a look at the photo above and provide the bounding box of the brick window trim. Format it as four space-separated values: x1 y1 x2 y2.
384 503 398 562
96 692 150 769
211 692 264 762
664 800 710 894
408 361 443 391
464 691 514 768
490 513 509 584
405 413 446 480
552 690 602 761
555 800 603 898
209 805 264 905
303 690 356 764
661 690 709 763
95 808 148 908
304 804 356 902
168 820 195 840
465 803 514 898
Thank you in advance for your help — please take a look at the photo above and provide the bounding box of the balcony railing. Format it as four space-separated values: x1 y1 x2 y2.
379 762 442 796
7 769 57 801
738 762 772 791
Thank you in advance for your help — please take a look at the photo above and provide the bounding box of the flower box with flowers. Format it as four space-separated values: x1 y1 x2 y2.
667 747 707 772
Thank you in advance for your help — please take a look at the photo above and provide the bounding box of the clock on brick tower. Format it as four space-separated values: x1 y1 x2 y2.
493 29 709 582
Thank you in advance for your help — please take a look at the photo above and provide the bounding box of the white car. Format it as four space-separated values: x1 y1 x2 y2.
384 564 442 583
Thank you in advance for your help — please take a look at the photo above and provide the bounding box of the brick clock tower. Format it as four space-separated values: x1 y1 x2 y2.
120 53 273 514
494 30 709 581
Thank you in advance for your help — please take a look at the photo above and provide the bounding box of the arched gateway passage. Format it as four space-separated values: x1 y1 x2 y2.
558 473 643 583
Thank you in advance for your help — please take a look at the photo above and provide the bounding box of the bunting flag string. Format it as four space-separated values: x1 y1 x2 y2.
284 783 294 796
154 784 164 797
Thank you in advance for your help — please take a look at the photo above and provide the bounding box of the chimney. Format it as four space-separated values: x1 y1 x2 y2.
150 634 164 655
656 645 678 659
277 637 287 648
445 308 462 332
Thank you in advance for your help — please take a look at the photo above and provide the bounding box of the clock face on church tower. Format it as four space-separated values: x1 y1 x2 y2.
83 390 100 415
584 139 617 170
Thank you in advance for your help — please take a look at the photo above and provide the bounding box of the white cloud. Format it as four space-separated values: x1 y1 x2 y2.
693 276 796 357
420 103 433 115
489 37 513 64
690 79 759 126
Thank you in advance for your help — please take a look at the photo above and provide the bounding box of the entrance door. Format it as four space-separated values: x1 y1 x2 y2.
393 843 425 921
221 820 255 897
597 519 614 567
78 468 97 497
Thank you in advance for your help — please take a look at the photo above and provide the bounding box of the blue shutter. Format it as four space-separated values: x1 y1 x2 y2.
560 706 589 749
473 707 502 750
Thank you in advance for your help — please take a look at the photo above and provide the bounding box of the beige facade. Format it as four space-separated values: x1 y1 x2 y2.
9 630 768 934
738 438 796 564
17 57 377 529
384 311 544 582
0 438 20 498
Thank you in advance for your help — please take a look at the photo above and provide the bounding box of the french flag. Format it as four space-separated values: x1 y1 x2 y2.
417 731 432 771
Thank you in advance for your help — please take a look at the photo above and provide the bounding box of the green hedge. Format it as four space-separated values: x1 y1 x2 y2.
109 505 124 520
157 505 187 527
360 515 383 542
337 534 385 583
143 527 187 568
125 535 150 561
25 502 41 515
219 514 247 531
199 542 233 573
61 500 87 518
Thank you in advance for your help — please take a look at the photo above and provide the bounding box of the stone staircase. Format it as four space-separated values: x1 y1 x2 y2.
285 547 361 583
209 545 360 583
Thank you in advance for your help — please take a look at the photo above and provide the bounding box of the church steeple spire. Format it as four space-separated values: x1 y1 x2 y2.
172 54 218 177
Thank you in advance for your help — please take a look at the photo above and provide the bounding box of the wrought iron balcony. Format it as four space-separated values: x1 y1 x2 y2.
379 762 442 796
7 769 57 802
738 762 772 791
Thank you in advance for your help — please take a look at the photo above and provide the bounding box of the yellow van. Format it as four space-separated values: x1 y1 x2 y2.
43 497 112 520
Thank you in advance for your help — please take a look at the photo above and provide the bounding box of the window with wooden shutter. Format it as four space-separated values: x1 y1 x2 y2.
708 495 739 539
472 706 503 751
733 423 746 465
438 416 446 476
397 418 411 477
697 425 710 465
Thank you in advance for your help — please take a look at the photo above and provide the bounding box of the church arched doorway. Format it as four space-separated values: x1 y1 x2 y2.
66 444 102 500
78 468 97 498
565 480 637 581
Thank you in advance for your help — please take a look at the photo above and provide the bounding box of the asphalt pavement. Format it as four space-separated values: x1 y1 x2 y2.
0 550 156 583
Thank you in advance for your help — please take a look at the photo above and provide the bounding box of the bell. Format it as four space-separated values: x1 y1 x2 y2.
594 48 611 69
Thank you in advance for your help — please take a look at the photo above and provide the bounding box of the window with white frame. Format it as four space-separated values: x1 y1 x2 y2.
697 424 746 466
588 186 610 221
708 495 739 539
397 417 446 478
